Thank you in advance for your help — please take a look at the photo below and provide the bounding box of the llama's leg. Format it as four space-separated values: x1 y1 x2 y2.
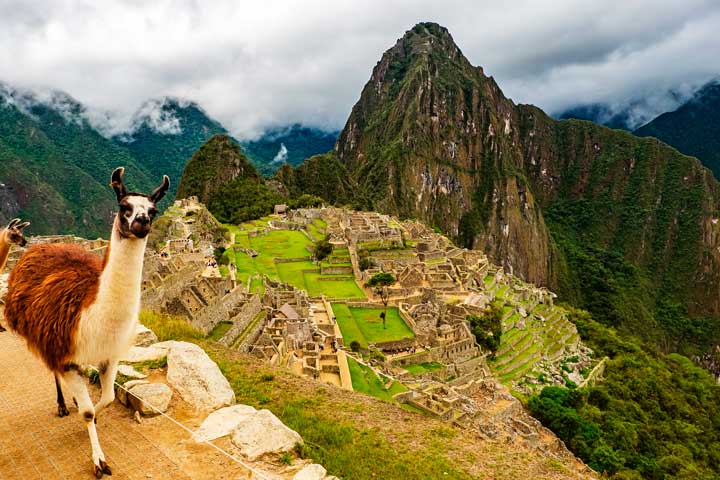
55 374 70 417
93 360 118 419
62 368 112 478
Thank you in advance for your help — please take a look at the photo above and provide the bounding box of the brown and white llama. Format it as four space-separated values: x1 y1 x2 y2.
0 218 30 332
4 168 169 478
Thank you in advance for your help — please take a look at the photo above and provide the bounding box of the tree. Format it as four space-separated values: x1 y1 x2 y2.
313 236 333 261
366 272 395 329
467 302 503 355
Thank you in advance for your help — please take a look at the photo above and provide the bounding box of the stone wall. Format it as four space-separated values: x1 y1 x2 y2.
238 312 270 352
218 295 262 347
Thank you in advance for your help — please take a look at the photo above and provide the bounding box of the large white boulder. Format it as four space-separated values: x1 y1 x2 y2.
293 464 327 480
156 341 235 412
128 382 173 416
192 404 258 442
231 409 303 461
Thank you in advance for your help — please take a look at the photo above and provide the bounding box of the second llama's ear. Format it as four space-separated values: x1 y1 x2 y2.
110 167 128 202
150 175 170 203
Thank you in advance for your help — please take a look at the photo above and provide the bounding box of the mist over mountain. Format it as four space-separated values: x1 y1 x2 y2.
0 84 234 236
634 79 720 177
241 124 338 176
113 97 229 197
555 84 701 130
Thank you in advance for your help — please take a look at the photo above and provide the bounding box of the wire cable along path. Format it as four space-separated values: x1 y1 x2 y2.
0 330 271 479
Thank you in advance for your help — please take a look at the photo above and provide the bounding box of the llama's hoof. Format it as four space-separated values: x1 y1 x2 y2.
93 465 104 478
100 459 112 475
57 404 70 417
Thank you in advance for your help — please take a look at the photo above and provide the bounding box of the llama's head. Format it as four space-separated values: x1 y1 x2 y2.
111 167 170 240
2 218 30 247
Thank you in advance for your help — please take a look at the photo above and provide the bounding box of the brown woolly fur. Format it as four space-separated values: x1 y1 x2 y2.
4 244 102 371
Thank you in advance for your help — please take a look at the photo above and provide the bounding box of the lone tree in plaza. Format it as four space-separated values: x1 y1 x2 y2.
366 272 396 329
313 236 333 261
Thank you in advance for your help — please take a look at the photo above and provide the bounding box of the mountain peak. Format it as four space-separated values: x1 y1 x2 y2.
393 22 464 63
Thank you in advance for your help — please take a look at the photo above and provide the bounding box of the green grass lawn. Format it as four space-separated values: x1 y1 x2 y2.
307 222 325 241
347 356 407 402
226 226 365 299
403 361 443 375
304 273 365 298
334 304 415 347
208 321 233 341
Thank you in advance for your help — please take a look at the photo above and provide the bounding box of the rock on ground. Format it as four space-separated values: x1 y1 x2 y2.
293 464 327 480
134 323 159 347
118 364 147 379
192 404 258 442
155 341 235 412
121 345 168 363
128 383 173 416
231 409 303 461
117 380 150 406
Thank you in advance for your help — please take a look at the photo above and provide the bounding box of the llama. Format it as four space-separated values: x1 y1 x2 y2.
4 167 169 478
0 218 30 332
0 218 30 271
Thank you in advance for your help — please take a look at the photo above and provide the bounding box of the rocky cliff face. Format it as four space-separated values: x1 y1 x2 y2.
281 23 720 348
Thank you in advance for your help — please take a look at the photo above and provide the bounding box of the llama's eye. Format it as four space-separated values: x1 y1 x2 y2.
119 206 132 218
149 208 158 217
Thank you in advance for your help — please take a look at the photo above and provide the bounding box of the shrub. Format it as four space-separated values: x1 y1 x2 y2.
314 237 333 261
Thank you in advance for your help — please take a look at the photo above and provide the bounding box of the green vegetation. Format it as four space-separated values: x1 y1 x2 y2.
138 310 204 342
177 135 284 224
467 302 503 354
333 304 414 348
207 321 233 342
528 307 720 479
346 356 407 402
313 236 333 261
402 362 443 375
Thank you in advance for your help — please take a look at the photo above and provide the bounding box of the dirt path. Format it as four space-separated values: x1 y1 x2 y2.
0 330 255 480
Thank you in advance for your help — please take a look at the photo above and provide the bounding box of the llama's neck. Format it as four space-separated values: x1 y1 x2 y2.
95 219 148 318
0 232 10 273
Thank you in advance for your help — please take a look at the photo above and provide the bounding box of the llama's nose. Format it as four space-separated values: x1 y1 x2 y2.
136 215 150 226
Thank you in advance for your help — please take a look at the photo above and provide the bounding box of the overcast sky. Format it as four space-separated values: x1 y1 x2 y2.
1 0 718 138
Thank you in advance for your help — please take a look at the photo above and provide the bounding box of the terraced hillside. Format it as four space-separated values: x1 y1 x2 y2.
483 273 584 391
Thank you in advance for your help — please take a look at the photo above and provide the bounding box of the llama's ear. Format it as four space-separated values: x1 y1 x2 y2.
110 167 128 202
150 175 170 203
16 221 30 230
6 218 20 229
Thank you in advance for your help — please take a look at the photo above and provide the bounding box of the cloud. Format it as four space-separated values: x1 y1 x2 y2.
0 0 718 138
272 143 289 164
